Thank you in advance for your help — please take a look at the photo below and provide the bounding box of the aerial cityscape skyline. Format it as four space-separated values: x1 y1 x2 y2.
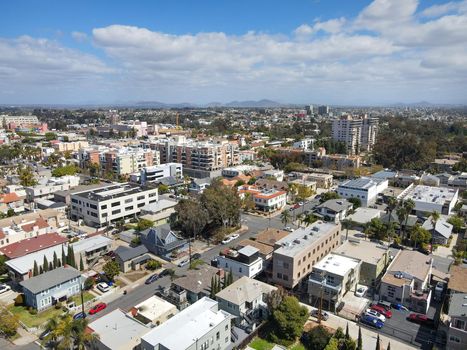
1 0 467 105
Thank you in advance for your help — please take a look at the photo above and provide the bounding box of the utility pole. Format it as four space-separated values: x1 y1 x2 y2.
79 282 85 316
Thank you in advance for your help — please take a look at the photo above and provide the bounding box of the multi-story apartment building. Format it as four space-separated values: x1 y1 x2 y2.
1 115 39 125
272 221 341 289
308 253 361 311
147 136 240 177
380 250 432 314
135 163 183 185
304 147 361 169
100 148 158 177
217 246 264 278
70 183 158 227
140 297 232 350
25 175 81 202
52 140 89 152
332 115 378 155
337 177 388 207
318 106 330 115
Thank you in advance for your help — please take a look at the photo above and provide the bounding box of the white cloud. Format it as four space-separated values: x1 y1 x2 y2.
71 31 88 42
421 0 467 17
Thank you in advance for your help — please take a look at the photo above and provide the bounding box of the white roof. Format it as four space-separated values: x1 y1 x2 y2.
88 309 150 350
347 207 381 224
403 185 458 205
71 235 112 254
6 244 66 275
141 199 177 214
141 297 231 349
314 253 360 276
134 296 177 322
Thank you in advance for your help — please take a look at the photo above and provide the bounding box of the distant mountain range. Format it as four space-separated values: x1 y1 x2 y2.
131 99 290 108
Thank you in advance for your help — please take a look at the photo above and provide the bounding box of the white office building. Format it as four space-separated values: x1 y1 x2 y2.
1 115 39 125
217 246 264 278
399 184 459 216
293 138 315 151
137 163 183 185
337 177 388 207
140 297 232 350
70 183 158 227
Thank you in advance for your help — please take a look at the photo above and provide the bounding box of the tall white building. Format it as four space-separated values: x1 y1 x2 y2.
337 177 388 207
332 115 378 155
70 183 158 227
140 297 232 350
137 163 183 185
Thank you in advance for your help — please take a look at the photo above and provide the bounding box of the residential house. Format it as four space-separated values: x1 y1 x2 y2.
238 185 287 212
88 309 151 350
169 265 223 307
25 175 80 202
139 199 178 227
71 235 113 270
216 276 276 327
380 211 418 233
308 253 361 311
347 207 382 227
217 246 264 278
115 245 151 273
130 295 178 326
335 239 391 288
448 172 467 189
0 192 25 214
19 266 82 311
316 199 353 223
188 177 211 194
422 217 453 245
272 221 341 289
0 233 67 259
140 225 187 258
140 297 232 350
380 250 432 314
446 265 467 349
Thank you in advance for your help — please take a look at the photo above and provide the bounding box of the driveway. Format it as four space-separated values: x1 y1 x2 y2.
433 233 457 259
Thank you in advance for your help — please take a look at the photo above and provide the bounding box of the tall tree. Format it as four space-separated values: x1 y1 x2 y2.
280 210 292 228
341 219 354 241
385 197 397 240
79 255 84 271
430 211 440 252
62 246 66 266
271 296 309 342
43 256 49 273
210 276 216 299
345 323 350 339
18 165 37 187
33 260 39 276
53 251 58 269
174 199 209 239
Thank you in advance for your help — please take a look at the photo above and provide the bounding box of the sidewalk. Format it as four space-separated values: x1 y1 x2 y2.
301 304 417 350
12 327 37 346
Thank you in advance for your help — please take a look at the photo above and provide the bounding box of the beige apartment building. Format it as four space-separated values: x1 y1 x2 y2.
52 141 89 152
271 221 341 289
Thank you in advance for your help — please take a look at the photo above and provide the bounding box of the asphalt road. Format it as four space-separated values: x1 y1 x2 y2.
0 338 40 350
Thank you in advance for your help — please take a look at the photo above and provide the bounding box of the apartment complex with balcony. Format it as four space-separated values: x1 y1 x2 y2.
332 114 379 155
217 246 264 278
100 148 158 176
271 221 341 289
308 253 361 311
70 183 158 227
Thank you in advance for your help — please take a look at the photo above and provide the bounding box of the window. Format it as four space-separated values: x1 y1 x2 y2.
283 262 289 269
101 204 107 209
298 272 301 278
308 252 311 258
283 274 289 281
137 202 145 208
137 195 145 200
307 264 310 270
298 260 301 266
216 332 220 340
111 202 119 207
112 209 121 215
125 206 134 211
277 273 282 279
149 192 157 197
90 204 97 209
449 336 460 343
453 319 465 330
102 213 108 218
225 325 228 331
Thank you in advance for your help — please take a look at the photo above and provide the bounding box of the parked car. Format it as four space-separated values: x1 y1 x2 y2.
178 259 189 267
73 312 86 320
97 282 110 293
355 286 368 297
145 274 159 285
407 313 434 327
230 233 239 240
89 303 107 315
311 309 329 321
360 314 384 329
370 305 392 318
376 301 392 311
39 329 51 340
221 236 233 244
159 269 171 277
192 253 202 260
211 257 219 267
0 284 11 294
284 226 293 232
365 308 386 322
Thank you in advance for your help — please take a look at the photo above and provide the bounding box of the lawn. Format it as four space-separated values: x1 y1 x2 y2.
189 259 205 269
249 337 274 350
8 304 64 328
69 291 95 306
289 343 306 350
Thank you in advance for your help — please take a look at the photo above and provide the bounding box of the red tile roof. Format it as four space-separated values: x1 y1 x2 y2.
21 218 50 232
0 192 22 204
0 233 68 259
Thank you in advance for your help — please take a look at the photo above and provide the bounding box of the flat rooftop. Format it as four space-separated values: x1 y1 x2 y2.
335 239 389 265
313 253 360 276
89 309 150 350
74 183 155 202
141 297 231 349
339 177 377 190
134 295 177 322
402 185 458 205
347 207 381 224
383 250 432 285
274 221 338 257
70 235 112 254
216 276 276 305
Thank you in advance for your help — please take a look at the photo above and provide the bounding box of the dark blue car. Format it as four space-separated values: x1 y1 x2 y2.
145 274 159 284
73 312 87 320
360 314 384 329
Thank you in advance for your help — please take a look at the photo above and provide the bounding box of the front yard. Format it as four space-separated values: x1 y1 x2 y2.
69 291 95 306
249 337 305 350
8 304 63 328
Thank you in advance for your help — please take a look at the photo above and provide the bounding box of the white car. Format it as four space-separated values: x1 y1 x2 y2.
221 237 233 244
365 308 386 322
355 286 368 297
0 284 11 294
230 234 239 240
178 259 189 267
97 282 110 293
284 227 293 232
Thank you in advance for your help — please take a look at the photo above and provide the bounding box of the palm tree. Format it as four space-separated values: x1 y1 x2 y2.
297 213 305 228
304 213 318 227
430 211 440 252
72 318 99 350
52 314 75 349
402 199 415 238
385 196 397 238
341 219 354 241
395 204 407 240
42 316 61 346
280 210 291 228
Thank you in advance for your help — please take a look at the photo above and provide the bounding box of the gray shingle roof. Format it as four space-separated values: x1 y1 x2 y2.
19 266 81 295
115 245 149 262
317 199 352 213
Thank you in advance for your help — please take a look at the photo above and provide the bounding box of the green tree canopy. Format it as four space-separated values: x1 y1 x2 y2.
102 260 120 281
271 296 309 342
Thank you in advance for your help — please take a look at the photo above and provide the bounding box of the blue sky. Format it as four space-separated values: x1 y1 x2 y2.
0 0 466 105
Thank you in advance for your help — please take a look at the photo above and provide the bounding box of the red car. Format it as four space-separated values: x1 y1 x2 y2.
89 303 107 315
371 305 392 318
407 313 434 327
